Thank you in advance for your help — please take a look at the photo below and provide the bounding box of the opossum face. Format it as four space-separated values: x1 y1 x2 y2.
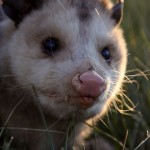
3 0 127 119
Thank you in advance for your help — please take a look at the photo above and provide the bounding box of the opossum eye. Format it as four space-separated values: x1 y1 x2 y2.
42 38 60 56
101 47 111 63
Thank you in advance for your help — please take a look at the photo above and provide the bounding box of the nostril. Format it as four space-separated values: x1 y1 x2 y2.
78 75 83 84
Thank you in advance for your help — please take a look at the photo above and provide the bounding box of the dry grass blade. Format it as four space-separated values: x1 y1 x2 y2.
85 122 127 150
122 130 128 150
134 131 150 150
2 137 14 150
32 86 55 150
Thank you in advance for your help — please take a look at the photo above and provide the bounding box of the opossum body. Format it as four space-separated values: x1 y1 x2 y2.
0 0 127 149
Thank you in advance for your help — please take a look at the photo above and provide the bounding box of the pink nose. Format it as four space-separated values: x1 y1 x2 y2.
72 71 106 98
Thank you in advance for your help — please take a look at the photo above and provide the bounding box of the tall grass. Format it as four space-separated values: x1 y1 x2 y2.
96 0 150 149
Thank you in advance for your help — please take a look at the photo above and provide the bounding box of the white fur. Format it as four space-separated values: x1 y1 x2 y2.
0 0 127 149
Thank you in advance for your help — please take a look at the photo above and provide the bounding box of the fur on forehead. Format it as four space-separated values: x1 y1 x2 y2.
43 0 113 23
65 0 113 20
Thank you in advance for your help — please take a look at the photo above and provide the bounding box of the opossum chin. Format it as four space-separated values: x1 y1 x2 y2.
37 93 105 120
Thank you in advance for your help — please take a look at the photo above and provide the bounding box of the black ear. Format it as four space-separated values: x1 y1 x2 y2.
111 0 124 25
1 0 42 25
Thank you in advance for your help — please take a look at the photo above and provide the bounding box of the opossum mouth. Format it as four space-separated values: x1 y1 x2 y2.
41 92 97 108
71 97 96 108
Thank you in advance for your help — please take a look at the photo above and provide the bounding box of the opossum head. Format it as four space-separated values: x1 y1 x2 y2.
1 0 127 120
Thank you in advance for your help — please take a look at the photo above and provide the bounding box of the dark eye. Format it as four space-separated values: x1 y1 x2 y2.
42 37 60 56
101 47 111 63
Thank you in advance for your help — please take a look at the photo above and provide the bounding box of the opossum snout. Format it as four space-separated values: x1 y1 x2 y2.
72 70 107 99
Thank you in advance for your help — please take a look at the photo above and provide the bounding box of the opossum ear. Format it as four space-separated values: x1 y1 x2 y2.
111 0 124 25
1 0 42 25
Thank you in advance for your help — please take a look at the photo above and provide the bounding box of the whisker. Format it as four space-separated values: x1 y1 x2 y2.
0 74 17 78
95 8 108 33
0 127 64 134
56 0 67 11
96 115 109 129
48 118 64 129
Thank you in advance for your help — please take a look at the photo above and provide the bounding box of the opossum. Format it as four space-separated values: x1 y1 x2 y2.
0 0 127 149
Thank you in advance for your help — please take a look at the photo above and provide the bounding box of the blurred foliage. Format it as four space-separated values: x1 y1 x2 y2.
97 0 150 149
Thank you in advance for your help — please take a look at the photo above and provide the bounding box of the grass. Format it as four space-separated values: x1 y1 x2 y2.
95 0 150 149
1 0 150 149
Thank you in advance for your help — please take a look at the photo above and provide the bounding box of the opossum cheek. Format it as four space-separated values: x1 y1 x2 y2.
72 70 107 107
